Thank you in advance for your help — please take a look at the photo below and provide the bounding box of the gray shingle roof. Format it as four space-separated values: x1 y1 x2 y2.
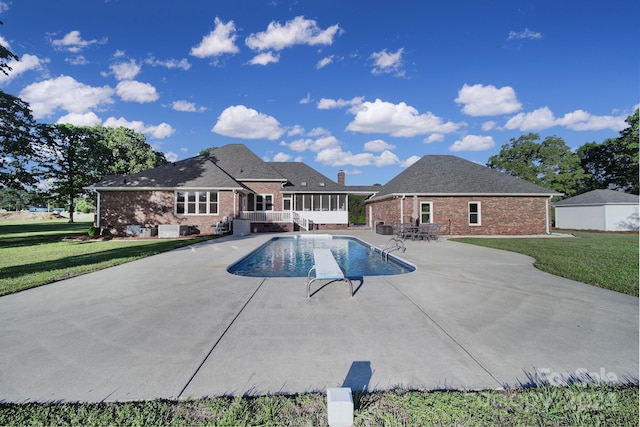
368 155 558 200
553 189 639 206
208 144 285 181
267 162 342 192
89 155 242 189
267 162 379 194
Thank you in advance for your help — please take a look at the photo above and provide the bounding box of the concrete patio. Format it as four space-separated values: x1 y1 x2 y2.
0 230 637 402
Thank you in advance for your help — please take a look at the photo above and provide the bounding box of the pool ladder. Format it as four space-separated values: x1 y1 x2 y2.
381 237 406 261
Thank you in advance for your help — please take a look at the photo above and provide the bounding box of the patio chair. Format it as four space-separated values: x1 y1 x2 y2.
427 223 441 242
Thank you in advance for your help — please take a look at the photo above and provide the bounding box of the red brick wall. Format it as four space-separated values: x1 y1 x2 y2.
242 181 284 210
99 190 237 235
366 195 551 235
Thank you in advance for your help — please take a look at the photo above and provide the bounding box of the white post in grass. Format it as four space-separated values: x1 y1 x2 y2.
327 387 353 427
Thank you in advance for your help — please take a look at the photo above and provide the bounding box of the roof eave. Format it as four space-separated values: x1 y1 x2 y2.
367 191 559 202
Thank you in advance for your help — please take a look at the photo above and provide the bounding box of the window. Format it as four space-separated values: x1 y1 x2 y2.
420 202 432 224
256 194 273 211
469 202 481 225
283 195 292 211
176 191 218 215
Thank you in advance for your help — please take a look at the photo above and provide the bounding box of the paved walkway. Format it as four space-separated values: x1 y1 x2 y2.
0 231 637 402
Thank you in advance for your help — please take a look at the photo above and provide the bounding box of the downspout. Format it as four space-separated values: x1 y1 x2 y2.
400 195 405 223
233 190 237 218
95 191 101 229
546 196 552 234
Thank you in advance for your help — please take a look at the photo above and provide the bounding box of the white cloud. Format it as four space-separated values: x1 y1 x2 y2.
19 75 115 118
299 93 312 104
503 107 627 132
248 51 280 65
557 109 627 131
0 54 46 84
56 112 102 126
172 100 206 112
401 155 421 167
317 96 364 110
507 28 542 41
307 127 331 137
504 107 557 131
316 55 334 69
109 59 141 80
482 121 497 131
212 105 285 140
116 80 158 103
315 147 399 167
51 30 106 53
103 116 175 139
370 48 404 76
164 151 178 162
245 16 341 51
346 98 461 137
287 135 340 152
288 125 305 136
374 150 400 166
144 56 191 70
449 135 495 152
364 139 395 152
190 17 239 58
273 152 292 162
0 35 11 49
66 55 88 65
455 84 522 116
424 133 444 143
0 1 9 14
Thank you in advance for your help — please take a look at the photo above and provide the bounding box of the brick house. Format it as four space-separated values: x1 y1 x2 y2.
87 144 376 235
365 155 559 236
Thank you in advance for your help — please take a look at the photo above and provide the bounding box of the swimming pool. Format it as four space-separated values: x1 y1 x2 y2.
227 234 415 277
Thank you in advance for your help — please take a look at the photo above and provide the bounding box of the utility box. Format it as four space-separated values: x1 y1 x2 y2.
139 227 157 238
158 224 189 238
233 219 250 237
126 225 141 236
327 387 353 427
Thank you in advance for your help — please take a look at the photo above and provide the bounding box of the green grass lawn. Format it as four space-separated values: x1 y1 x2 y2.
452 231 639 296
0 385 637 426
0 220 217 296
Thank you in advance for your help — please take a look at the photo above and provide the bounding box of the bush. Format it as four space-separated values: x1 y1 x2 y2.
88 226 99 237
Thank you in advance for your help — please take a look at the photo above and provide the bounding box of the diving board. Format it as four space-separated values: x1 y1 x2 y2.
307 248 353 298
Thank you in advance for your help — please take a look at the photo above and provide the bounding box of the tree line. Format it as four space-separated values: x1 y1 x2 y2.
0 29 167 221
487 111 638 197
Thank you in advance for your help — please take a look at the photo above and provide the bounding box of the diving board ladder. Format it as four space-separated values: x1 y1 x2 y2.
307 248 353 298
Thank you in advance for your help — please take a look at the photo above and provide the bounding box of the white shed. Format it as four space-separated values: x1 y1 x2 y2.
553 189 639 231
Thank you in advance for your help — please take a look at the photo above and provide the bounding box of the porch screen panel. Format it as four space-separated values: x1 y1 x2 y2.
321 194 330 211
329 195 338 211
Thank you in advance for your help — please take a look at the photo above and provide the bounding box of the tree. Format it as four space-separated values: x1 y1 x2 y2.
91 126 167 175
36 124 111 222
578 109 639 194
0 21 19 77
0 91 37 189
0 24 37 190
487 133 587 197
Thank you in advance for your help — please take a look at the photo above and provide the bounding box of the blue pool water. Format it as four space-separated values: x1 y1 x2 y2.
227 235 415 277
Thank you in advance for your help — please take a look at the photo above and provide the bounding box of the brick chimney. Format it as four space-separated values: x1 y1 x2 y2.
337 170 345 185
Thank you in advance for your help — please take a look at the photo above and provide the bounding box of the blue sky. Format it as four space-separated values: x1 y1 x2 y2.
1 0 637 185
